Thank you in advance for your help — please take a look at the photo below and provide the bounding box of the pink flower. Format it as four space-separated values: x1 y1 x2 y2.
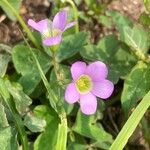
28 10 76 46
65 61 114 115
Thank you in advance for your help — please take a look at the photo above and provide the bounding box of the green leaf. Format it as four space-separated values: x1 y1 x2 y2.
0 48 11 77
121 25 150 53
109 90 150 150
56 32 89 62
0 127 18 150
108 11 149 53
0 44 11 54
68 143 86 150
24 112 46 132
91 140 111 150
0 52 11 77
0 102 9 128
33 105 59 150
0 0 22 21
63 101 74 115
80 35 136 83
0 78 29 150
144 0 150 13
99 15 112 28
12 45 51 94
73 111 113 145
0 78 11 101
4 78 32 114
107 11 133 32
139 13 150 26
50 65 74 114
48 80 74 114
12 45 50 75
68 133 87 150
50 64 71 86
85 0 95 7
121 61 150 116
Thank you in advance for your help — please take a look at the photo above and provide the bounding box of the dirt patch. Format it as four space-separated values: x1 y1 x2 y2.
108 0 145 20
0 0 146 44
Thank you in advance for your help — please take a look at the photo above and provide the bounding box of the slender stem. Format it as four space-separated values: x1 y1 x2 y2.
55 109 67 150
66 0 79 33
52 52 63 85
52 51 68 150
133 50 150 63
2 0 40 49
0 78 29 150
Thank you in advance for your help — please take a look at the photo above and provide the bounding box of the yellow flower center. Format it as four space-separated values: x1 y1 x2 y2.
42 28 61 38
76 75 93 94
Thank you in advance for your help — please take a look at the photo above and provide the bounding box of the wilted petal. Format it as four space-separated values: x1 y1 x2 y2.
53 10 67 31
63 21 76 31
43 35 62 46
65 83 79 104
92 80 114 99
71 61 87 81
80 92 97 115
85 61 108 82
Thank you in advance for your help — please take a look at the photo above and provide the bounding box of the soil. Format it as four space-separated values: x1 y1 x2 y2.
0 0 145 45
108 0 145 20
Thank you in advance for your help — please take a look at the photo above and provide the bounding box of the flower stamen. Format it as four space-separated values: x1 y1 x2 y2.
76 75 93 94
42 28 61 39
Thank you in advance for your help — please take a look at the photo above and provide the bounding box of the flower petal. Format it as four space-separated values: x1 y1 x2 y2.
63 21 76 31
28 19 40 32
43 35 62 46
80 92 97 115
28 19 49 33
92 80 114 99
53 10 67 31
71 61 87 81
65 83 79 104
85 61 108 81
37 19 49 33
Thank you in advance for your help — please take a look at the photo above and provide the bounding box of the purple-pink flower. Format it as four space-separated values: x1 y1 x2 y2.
65 61 114 115
28 10 76 46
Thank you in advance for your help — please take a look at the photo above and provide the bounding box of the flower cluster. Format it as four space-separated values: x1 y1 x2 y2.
28 11 114 115
28 10 76 46
65 61 114 115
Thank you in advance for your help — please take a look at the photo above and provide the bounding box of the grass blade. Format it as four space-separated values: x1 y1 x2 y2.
109 90 150 150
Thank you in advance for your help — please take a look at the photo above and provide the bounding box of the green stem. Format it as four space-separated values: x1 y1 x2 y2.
24 34 67 149
66 0 79 33
52 52 63 85
2 0 40 49
32 49 68 150
0 78 28 150
55 110 67 150
109 90 150 150
52 51 68 150
133 50 150 63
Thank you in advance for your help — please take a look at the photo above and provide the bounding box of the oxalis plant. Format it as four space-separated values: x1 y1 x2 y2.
0 0 150 150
